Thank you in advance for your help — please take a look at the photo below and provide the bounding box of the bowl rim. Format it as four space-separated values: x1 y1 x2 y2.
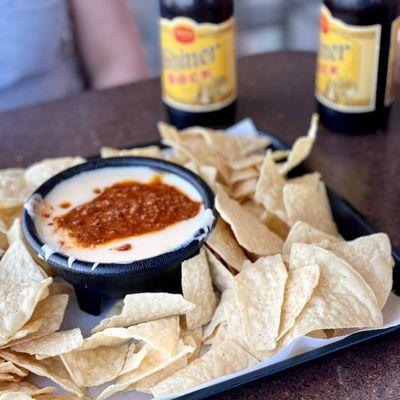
22 156 216 277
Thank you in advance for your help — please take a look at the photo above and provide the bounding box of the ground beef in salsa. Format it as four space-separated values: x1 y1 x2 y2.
55 177 201 247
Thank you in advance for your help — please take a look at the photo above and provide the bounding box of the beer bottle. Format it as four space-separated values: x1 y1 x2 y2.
316 0 400 134
159 0 236 129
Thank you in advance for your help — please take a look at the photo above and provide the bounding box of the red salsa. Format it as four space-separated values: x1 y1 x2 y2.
55 177 201 247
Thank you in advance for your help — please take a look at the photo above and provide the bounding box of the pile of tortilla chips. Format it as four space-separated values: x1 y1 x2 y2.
0 115 394 399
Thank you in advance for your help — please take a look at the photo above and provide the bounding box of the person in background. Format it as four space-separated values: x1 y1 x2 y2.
0 0 149 112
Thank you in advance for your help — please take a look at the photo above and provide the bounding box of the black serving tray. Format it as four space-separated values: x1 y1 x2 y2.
93 129 400 399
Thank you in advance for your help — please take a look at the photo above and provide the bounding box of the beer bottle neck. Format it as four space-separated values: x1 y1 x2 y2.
160 0 233 23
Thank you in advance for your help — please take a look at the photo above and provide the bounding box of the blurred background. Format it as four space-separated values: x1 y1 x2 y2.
129 0 320 77
2 0 400 114
0 0 324 112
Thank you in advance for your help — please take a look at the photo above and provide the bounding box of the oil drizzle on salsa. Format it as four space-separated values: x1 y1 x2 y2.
55 177 201 247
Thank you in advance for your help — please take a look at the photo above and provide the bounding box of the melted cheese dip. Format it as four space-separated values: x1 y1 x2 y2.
32 167 214 264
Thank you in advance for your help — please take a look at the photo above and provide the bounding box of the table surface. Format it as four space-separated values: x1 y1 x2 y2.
1 51 399 400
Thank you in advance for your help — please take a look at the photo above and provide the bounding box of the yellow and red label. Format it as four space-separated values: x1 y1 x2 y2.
160 16 236 112
316 6 381 113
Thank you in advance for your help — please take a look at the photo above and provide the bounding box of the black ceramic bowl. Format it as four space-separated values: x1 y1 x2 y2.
22 157 216 315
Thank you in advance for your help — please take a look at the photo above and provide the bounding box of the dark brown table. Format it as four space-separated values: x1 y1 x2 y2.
1 51 399 399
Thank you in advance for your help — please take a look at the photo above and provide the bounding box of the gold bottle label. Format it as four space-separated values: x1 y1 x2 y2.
160 16 236 112
316 5 381 113
385 16 400 106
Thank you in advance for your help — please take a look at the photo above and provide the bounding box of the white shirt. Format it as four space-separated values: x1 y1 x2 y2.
0 0 83 111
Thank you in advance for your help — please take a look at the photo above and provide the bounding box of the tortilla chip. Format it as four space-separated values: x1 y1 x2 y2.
206 218 247 272
78 328 134 351
0 170 26 232
100 145 161 159
216 187 283 256
283 221 339 261
308 330 328 339
283 176 338 236
0 363 29 382
0 220 7 253
271 149 290 162
320 233 394 309
203 289 234 343
158 122 181 145
0 169 29 208
5 218 21 245
181 127 240 161
203 323 225 347
198 165 218 186
127 316 180 356
0 320 44 348
61 343 129 387
255 150 287 220
26 294 68 335
0 206 22 230
0 373 14 382
179 125 214 138
0 362 28 383
0 351 83 397
83 317 178 368
278 113 318 175
229 154 264 171
0 239 47 284
230 168 258 185
233 135 271 158
184 163 218 189
182 249 217 329
35 395 91 400
24 157 85 190
234 255 287 353
48 278 74 296
160 125 230 183
205 248 234 292
0 381 55 395
0 278 51 340
283 244 383 346
182 127 268 161
207 299 242 350
11 329 83 359
260 210 290 240
240 200 264 218
0 361 28 378
91 293 194 333
0 375 23 383
0 394 33 399
134 355 188 394
184 138 231 183
120 343 148 375
2 294 69 348
278 265 320 338
232 178 257 200
152 340 257 396
97 340 194 400
164 151 189 166
182 327 202 363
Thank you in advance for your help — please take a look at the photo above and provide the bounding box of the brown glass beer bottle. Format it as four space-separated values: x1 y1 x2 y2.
159 0 236 129
316 0 400 133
